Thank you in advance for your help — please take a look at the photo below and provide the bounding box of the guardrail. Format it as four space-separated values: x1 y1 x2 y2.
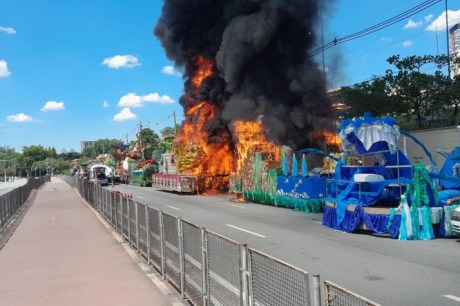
62 175 380 306
0 177 47 231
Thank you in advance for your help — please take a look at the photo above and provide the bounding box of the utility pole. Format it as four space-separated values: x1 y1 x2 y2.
445 0 451 78
320 10 327 88
172 111 178 134
138 121 143 148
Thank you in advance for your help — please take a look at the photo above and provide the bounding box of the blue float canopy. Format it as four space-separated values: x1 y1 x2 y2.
338 112 400 154
438 146 460 190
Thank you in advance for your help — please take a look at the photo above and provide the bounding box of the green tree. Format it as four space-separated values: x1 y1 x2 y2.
0 146 19 180
449 75 460 119
136 128 160 160
159 126 178 153
22 145 50 174
81 139 123 158
40 157 71 175
160 125 180 138
58 150 81 161
384 55 449 121
340 76 403 118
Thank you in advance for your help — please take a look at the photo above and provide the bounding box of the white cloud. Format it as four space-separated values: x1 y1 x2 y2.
379 36 392 42
41 101 65 112
402 40 413 47
118 93 143 107
7 113 34 122
424 14 433 22
102 100 110 108
143 93 175 104
403 19 422 29
118 92 174 108
0 60 11 77
161 65 181 76
101 55 140 69
0 26 16 35
113 108 137 121
426 9 460 31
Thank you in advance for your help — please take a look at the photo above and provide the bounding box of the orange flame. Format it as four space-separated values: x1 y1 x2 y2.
174 56 281 192
191 56 213 87
232 121 280 174
317 130 342 147
175 56 235 178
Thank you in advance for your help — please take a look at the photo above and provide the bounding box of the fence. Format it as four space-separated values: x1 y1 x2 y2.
398 117 460 132
324 281 380 306
0 177 46 231
62 175 380 306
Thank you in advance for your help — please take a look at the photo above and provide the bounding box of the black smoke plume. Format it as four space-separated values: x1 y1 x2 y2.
154 0 336 151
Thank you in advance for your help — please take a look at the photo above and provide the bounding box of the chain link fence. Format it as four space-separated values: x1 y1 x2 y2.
324 281 381 306
62 175 379 306
249 248 310 306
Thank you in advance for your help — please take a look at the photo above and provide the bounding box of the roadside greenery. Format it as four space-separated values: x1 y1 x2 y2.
338 54 460 127
3 122 181 179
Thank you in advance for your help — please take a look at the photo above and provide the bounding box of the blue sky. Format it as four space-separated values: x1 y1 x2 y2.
1 0 459 153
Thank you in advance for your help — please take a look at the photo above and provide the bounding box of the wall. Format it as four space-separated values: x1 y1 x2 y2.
397 126 460 167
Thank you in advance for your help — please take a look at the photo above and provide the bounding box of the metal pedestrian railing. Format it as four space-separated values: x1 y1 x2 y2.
324 281 381 306
62 175 380 306
0 177 46 232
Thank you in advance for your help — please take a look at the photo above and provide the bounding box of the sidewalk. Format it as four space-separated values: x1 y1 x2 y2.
0 177 185 306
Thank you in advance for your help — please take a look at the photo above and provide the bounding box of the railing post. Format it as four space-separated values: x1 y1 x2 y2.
178 217 185 299
201 228 208 306
240 244 249 306
312 275 321 306
120 195 124 235
135 201 139 251
109 192 113 227
160 211 166 278
127 198 131 243
146 206 150 264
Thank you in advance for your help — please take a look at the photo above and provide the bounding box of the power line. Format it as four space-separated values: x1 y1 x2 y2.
313 0 442 56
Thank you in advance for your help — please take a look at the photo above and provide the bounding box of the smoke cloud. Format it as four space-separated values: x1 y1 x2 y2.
154 0 337 150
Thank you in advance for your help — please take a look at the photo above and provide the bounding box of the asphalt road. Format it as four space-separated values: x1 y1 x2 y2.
108 184 460 306
0 178 27 196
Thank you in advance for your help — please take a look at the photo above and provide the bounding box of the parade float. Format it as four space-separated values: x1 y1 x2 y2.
111 140 160 187
320 113 460 240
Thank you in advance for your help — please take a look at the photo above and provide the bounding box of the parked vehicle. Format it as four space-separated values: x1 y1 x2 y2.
451 206 460 235
90 170 108 186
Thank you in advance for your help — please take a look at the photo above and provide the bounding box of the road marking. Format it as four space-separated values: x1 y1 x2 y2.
167 205 180 211
136 196 144 199
228 204 247 209
443 295 460 302
226 224 266 238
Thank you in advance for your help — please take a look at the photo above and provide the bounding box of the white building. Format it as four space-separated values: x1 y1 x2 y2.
80 141 95 152
450 23 460 79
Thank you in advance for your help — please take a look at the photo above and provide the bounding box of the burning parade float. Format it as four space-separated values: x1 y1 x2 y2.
151 0 460 240
152 1 335 196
